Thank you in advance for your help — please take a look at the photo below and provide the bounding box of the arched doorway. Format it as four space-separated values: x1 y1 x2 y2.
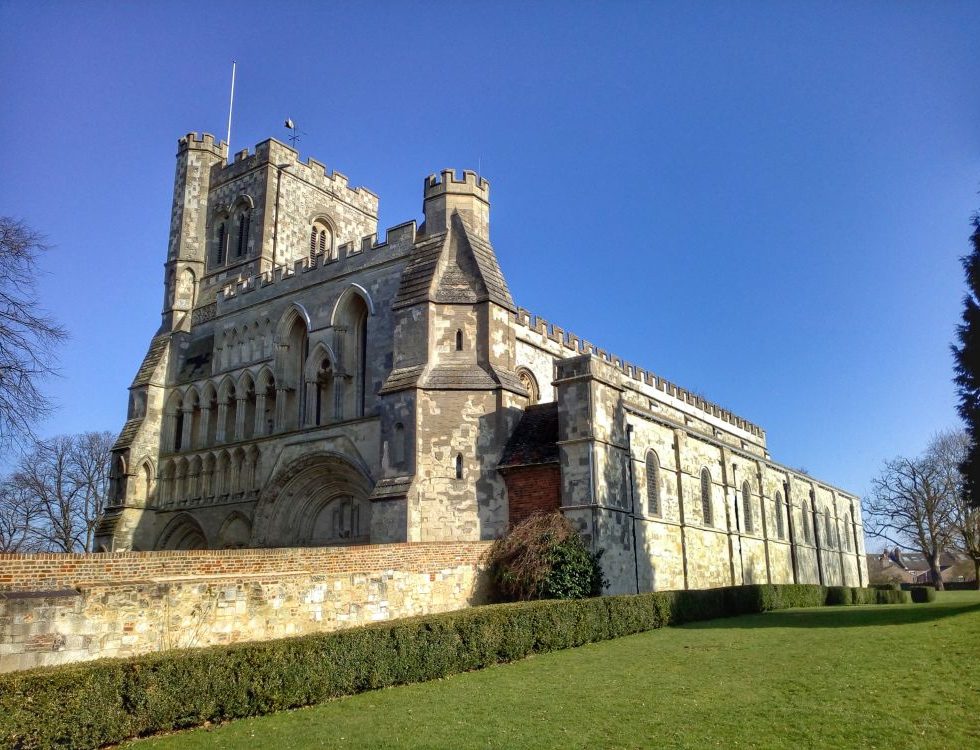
251 453 372 547
156 513 208 550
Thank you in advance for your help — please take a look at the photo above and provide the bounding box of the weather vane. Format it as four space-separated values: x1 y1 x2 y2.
284 118 306 148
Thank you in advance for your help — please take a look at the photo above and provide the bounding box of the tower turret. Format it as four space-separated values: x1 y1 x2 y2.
422 169 490 240
161 132 227 331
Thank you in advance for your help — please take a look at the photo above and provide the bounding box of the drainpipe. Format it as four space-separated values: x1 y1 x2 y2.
626 423 640 594
733 462 744 585
784 480 799 584
271 162 291 273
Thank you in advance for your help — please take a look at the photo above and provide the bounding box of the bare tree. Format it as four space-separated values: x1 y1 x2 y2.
0 217 68 451
69 431 113 552
0 479 42 552
6 431 114 552
864 431 960 589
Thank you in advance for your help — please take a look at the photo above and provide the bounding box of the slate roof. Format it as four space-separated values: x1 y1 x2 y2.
112 418 143 452
131 336 169 387
498 403 560 469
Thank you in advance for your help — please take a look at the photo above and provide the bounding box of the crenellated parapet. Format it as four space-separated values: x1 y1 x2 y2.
212 220 418 306
513 307 765 439
211 138 379 217
177 132 228 158
423 169 489 200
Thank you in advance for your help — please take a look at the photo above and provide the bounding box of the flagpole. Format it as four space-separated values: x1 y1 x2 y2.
226 61 237 153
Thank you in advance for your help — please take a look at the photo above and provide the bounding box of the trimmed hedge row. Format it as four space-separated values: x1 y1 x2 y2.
0 583 904 749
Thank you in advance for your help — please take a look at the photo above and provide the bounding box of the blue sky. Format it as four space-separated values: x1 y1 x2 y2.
1 1 978 504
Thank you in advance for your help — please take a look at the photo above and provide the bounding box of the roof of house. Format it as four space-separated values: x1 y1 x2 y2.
498 403 559 469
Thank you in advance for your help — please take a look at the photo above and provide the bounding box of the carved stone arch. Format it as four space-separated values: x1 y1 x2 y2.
181 385 200 411
217 511 253 549
515 367 539 404
156 512 208 550
251 452 373 547
232 193 256 211
307 212 336 260
304 341 339 380
274 303 312 344
133 456 156 507
256 365 276 390
329 284 375 326
217 375 237 402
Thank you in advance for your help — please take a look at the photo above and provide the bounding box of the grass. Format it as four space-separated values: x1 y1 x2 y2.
130 591 980 749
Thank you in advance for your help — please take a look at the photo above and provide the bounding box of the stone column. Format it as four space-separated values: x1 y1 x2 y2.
235 396 247 440
216 402 229 443
274 387 288 431
198 406 211 447
254 393 267 436
180 408 194 451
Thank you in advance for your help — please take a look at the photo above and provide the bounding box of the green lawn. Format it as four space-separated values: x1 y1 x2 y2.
131 591 980 749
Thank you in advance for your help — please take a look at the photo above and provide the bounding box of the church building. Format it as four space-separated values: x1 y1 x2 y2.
96 132 869 594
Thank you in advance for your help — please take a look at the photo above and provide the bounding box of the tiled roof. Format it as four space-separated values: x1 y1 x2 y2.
498 403 559 468
131 336 169 387
112 418 143 452
392 212 515 311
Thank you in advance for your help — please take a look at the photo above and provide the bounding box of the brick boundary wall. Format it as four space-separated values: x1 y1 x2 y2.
1 542 493 673
0 542 490 591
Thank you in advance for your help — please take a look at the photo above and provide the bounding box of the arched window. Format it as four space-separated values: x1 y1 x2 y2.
802 501 813 544
455 453 464 479
845 511 853 551
824 509 834 549
646 451 660 516
774 491 785 539
215 222 227 265
742 481 753 533
455 329 464 351
516 367 540 405
236 212 250 257
310 219 333 260
700 468 713 527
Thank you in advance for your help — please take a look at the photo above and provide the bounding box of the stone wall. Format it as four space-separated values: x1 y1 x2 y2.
0 542 489 673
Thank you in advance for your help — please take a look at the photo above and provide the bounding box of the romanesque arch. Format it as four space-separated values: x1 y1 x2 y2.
217 512 252 548
250 452 373 547
156 512 208 550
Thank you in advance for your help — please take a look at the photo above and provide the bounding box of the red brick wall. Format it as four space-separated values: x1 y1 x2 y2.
0 542 490 592
503 464 561 526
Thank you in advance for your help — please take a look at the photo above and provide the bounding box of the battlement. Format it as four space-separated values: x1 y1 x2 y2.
513 307 765 439
177 132 228 158
424 169 490 202
212 220 417 305
210 138 379 215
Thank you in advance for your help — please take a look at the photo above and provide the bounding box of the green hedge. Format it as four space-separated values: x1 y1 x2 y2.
0 583 901 749
910 586 937 603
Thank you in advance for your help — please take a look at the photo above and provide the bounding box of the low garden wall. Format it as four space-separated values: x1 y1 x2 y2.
0 542 491 673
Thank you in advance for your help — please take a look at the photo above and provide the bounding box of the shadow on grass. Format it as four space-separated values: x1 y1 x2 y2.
680 602 980 630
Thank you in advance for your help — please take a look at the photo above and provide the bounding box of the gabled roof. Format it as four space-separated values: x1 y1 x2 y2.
131 336 169 387
392 212 515 311
498 403 560 469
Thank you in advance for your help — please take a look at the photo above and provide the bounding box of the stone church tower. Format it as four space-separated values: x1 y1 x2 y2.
98 132 869 594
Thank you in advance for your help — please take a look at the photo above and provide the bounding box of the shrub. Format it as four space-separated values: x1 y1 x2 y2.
910 586 937 603
825 586 854 605
487 513 606 600
0 582 907 750
871 583 902 591
873 588 910 604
